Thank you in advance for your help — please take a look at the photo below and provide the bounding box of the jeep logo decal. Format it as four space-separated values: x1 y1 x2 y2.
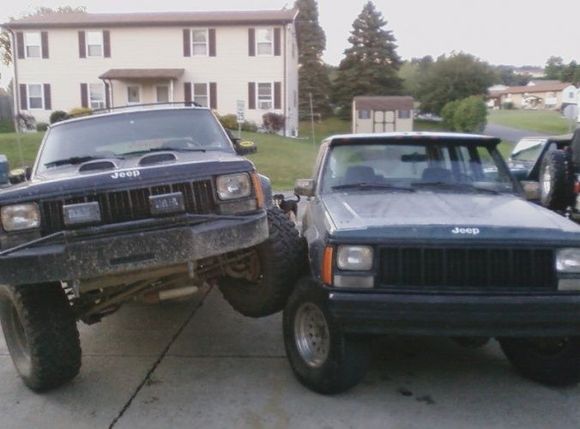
110 170 141 179
451 227 480 235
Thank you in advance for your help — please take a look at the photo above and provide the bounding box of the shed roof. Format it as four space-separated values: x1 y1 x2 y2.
353 96 415 111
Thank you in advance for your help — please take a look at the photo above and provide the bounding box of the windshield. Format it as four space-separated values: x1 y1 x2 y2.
320 141 517 194
511 139 546 163
36 109 233 173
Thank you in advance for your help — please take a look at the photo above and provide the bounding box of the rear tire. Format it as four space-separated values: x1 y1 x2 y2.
219 207 304 318
539 150 575 211
499 337 580 386
0 283 81 392
283 278 370 394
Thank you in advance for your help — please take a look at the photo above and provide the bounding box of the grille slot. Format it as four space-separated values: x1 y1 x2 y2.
39 179 215 235
379 246 556 291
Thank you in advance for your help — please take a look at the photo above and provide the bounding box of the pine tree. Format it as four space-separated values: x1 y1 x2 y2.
333 1 403 117
294 0 332 118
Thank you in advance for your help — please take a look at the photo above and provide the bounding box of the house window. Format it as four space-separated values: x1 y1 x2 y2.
257 83 273 109
256 28 273 56
25 32 41 58
27 84 44 109
398 110 411 119
191 29 208 56
127 86 140 104
156 86 170 103
89 84 105 109
358 110 370 120
86 31 103 57
193 83 209 107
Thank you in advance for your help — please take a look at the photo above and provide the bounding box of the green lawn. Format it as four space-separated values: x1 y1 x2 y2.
0 132 44 168
488 110 572 135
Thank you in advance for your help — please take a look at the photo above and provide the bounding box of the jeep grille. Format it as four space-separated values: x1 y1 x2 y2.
379 246 557 291
40 179 215 235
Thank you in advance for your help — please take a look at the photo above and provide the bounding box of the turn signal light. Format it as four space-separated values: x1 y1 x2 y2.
321 246 334 285
251 172 265 209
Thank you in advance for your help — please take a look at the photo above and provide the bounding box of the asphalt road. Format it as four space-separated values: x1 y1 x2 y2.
2 286 580 429
484 123 547 142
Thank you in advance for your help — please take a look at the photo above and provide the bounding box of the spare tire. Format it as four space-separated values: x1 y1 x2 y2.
571 128 580 173
539 149 575 211
219 207 304 318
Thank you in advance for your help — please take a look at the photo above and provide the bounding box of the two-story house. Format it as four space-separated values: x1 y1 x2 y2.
3 9 299 136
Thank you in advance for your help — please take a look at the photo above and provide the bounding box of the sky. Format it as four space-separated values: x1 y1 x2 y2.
1 0 580 88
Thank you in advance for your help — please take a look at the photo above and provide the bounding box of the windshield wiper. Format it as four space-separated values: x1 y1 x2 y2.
332 182 415 192
45 156 120 168
119 147 207 157
412 182 501 194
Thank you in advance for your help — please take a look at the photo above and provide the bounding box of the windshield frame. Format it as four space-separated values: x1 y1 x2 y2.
33 108 235 176
317 140 523 197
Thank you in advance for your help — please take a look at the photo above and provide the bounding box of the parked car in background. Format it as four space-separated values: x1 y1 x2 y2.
286 132 580 394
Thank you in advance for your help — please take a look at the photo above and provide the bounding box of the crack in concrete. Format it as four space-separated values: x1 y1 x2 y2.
108 286 212 429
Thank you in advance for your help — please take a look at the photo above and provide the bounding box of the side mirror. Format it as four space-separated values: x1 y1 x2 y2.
295 179 315 197
235 140 257 156
25 166 32 181
520 180 540 201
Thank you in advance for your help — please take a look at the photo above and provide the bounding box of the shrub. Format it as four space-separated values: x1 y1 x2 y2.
262 112 285 133
50 110 69 124
501 101 515 110
440 96 488 133
36 122 49 132
15 113 36 131
241 121 258 132
68 107 93 118
441 100 461 131
217 114 238 130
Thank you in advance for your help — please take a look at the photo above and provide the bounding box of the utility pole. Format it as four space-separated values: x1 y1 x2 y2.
309 92 315 148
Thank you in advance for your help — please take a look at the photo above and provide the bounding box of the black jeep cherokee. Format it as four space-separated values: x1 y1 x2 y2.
284 132 580 394
0 105 301 391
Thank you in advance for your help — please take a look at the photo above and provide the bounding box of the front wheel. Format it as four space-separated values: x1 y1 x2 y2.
0 283 81 392
283 278 370 394
498 337 580 386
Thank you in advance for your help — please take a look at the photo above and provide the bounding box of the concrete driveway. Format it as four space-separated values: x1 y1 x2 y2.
484 123 547 142
2 287 580 429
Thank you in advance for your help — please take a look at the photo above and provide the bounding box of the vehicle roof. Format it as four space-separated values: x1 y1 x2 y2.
49 105 210 128
326 132 501 145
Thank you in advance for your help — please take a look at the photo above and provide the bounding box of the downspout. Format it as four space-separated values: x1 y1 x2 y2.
7 27 24 167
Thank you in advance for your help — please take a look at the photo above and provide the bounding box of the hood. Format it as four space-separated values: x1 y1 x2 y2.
322 191 580 243
0 151 252 204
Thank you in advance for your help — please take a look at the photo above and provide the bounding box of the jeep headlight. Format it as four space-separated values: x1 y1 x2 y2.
336 245 373 271
556 248 580 274
1 203 41 231
216 173 251 200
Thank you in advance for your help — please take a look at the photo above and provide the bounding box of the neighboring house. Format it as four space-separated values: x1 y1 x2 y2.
488 82 577 110
2 9 300 136
352 96 414 134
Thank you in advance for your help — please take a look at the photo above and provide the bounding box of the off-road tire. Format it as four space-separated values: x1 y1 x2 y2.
499 337 580 386
219 207 303 318
0 283 81 392
283 278 370 394
539 149 575 211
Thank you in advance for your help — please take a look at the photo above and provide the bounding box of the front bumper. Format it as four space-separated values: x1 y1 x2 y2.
0 212 268 284
329 290 580 337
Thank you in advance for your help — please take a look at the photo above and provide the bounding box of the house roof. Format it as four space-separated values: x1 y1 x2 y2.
353 96 415 111
491 82 573 96
3 9 299 29
99 68 185 80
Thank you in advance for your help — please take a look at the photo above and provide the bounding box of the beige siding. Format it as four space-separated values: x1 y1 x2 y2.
353 108 414 134
15 24 298 135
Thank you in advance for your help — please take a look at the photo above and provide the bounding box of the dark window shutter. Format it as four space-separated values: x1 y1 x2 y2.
103 30 111 57
209 82 217 109
248 82 256 110
248 28 255 57
78 31 86 58
274 28 281 56
43 84 52 110
274 82 282 109
105 82 111 108
16 32 25 59
208 28 216 57
183 29 191 57
184 82 192 105
80 83 88 108
19 84 28 110
41 32 49 59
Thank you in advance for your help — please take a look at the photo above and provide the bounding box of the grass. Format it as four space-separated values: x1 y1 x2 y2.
0 132 44 167
488 110 572 135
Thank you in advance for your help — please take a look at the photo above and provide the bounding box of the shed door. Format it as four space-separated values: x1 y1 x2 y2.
373 110 396 132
